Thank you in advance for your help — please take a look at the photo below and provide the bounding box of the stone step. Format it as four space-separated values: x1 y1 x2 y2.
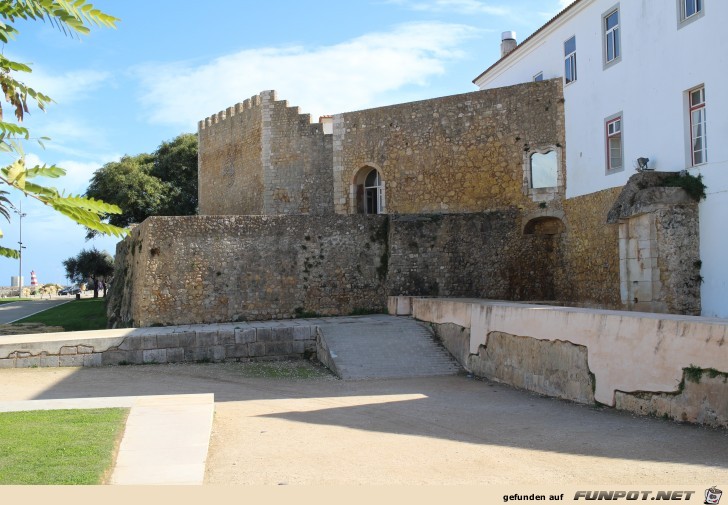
317 315 462 380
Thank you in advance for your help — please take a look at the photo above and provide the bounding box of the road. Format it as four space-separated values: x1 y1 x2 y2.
0 299 70 324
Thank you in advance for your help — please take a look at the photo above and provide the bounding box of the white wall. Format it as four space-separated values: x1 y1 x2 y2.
475 0 728 317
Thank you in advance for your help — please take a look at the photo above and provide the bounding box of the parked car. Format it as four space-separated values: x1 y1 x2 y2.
58 287 81 296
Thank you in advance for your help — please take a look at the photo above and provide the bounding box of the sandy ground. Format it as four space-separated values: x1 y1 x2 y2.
0 362 726 485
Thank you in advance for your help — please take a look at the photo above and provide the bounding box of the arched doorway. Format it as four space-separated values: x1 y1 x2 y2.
352 166 385 214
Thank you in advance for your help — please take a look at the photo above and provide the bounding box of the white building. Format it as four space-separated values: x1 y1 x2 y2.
474 0 728 318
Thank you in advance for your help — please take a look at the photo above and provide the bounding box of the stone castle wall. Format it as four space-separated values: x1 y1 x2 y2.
333 80 566 215
198 94 264 215
198 91 333 216
557 187 623 308
110 211 560 327
387 211 557 301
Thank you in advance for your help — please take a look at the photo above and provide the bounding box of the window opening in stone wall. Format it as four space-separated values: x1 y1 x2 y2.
364 169 385 214
530 150 558 188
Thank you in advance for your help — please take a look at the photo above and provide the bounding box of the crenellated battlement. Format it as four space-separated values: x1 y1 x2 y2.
198 91 269 130
198 89 334 216
197 89 331 137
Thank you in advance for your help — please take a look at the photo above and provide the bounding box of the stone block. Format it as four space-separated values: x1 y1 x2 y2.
102 350 130 366
235 328 257 344
166 347 185 363
292 341 305 355
59 346 77 355
217 329 235 346
225 344 250 358
157 334 180 349
265 341 293 356
16 356 40 368
143 349 167 364
249 342 266 357
126 350 145 365
256 328 272 342
176 331 197 348
0 358 14 369
184 348 209 362
196 332 217 347
59 355 85 367
118 337 144 351
209 345 226 362
83 354 103 367
142 335 158 350
293 326 312 341
77 345 94 354
40 355 60 367
271 327 294 342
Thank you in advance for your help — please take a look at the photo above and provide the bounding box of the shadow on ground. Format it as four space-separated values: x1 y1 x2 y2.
2 362 724 472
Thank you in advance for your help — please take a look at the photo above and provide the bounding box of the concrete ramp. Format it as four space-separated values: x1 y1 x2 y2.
317 315 461 379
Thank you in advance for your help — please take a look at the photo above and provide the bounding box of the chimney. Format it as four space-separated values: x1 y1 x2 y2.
501 31 517 58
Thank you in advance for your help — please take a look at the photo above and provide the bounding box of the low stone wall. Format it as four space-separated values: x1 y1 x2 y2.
394 296 728 427
0 322 318 369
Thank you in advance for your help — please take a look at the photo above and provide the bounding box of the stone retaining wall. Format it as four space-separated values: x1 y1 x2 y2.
0 323 318 369
396 296 728 428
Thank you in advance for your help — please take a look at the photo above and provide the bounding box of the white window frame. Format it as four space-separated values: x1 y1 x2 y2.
677 0 704 28
564 36 577 85
605 113 623 173
364 169 385 214
602 5 621 69
689 86 707 166
533 71 543 82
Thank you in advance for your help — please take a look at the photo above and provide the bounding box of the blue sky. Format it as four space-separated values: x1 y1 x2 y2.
1 0 568 285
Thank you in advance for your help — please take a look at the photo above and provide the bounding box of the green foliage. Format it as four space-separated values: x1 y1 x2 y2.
63 247 113 297
0 408 127 484
0 1 125 259
13 297 107 331
683 364 704 384
662 173 707 202
84 134 198 237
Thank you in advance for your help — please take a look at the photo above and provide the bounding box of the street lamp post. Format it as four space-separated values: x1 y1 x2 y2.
10 201 27 297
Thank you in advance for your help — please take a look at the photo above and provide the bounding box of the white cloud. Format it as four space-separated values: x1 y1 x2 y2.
392 0 511 16
21 68 111 104
135 22 477 128
22 152 114 195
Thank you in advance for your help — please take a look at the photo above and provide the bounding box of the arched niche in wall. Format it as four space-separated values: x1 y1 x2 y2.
522 210 566 236
350 164 386 214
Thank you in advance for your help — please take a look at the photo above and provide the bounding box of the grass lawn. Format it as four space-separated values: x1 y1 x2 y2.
13 298 107 331
0 408 129 485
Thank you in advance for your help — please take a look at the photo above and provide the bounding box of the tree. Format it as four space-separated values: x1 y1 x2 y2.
0 1 126 259
63 247 114 298
152 133 198 216
84 134 198 237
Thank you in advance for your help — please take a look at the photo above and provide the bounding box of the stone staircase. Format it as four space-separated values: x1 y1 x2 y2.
317 315 462 379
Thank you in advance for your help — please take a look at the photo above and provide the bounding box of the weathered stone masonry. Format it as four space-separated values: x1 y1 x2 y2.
109 212 561 327
198 90 333 216
113 81 703 326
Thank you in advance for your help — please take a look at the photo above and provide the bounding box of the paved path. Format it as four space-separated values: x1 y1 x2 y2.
0 363 725 485
318 316 461 379
0 393 214 485
0 299 69 324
